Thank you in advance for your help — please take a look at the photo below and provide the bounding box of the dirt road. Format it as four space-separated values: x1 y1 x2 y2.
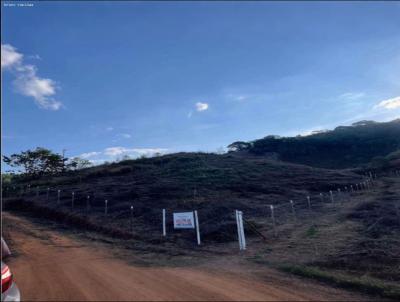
3 212 372 301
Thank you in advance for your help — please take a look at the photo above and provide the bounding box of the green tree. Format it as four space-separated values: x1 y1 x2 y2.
68 157 92 170
227 141 251 152
3 147 65 176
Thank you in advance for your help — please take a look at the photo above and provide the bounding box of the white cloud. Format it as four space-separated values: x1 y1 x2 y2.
119 133 132 139
1 43 62 110
195 102 209 112
103 147 168 157
104 147 127 157
79 151 101 159
226 93 251 102
1 44 23 69
76 147 169 165
374 96 400 110
339 92 366 100
235 95 248 101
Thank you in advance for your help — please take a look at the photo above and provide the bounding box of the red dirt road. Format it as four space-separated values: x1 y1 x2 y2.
3 212 372 301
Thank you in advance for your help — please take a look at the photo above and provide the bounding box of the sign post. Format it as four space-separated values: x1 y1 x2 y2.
239 211 246 250
194 210 201 245
235 210 246 250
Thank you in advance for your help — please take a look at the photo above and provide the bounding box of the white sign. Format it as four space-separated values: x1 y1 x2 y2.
173 212 195 229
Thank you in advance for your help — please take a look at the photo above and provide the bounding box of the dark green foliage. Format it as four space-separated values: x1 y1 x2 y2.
3 147 66 176
2 148 91 177
229 119 400 169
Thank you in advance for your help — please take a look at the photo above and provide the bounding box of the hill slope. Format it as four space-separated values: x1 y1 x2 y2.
4 155 400 299
5 153 363 242
228 119 400 169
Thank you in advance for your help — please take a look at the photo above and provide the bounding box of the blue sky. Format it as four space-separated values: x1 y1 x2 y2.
2 1 400 166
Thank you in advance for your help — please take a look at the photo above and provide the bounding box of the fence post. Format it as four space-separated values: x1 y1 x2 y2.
57 189 61 204
46 188 50 201
130 205 134 234
290 200 296 221
194 210 201 245
162 209 166 237
307 196 311 210
330 190 334 203
337 188 341 204
270 205 277 237
72 192 75 208
86 196 90 213
238 211 246 250
104 200 108 216
319 193 324 203
235 210 243 250
236 210 241 249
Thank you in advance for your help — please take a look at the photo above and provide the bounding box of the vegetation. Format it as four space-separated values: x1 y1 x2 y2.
3 119 400 300
279 265 400 300
2 147 91 177
228 119 400 169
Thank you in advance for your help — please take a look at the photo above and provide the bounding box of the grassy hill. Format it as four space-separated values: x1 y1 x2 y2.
4 152 364 241
228 119 400 169
4 153 400 299
3 120 400 299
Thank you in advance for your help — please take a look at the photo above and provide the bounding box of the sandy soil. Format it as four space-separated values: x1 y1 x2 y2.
3 212 374 301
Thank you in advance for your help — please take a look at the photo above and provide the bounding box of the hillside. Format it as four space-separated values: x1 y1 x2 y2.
4 153 364 242
228 119 400 169
4 153 400 299
3 121 400 299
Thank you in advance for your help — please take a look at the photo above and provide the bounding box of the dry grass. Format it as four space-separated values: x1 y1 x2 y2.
3 153 400 299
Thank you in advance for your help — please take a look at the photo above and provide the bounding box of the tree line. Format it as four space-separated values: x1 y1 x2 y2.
2 147 91 176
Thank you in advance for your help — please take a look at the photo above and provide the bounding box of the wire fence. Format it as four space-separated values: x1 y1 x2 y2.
2 169 399 251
